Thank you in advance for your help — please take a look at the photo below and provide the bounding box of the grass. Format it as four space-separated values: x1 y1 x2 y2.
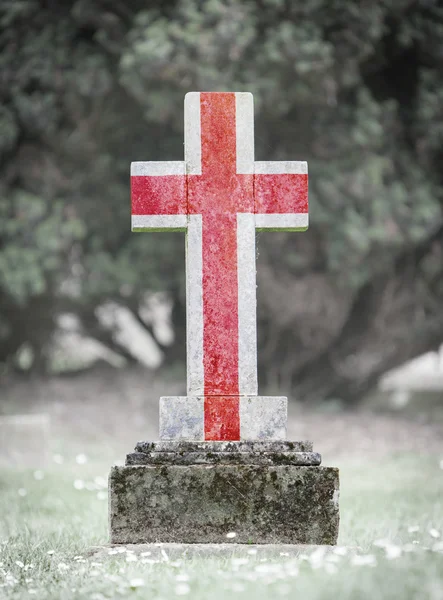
1 453 443 600
1 369 442 599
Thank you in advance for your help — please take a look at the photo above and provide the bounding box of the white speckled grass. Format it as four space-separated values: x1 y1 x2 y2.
1 454 442 600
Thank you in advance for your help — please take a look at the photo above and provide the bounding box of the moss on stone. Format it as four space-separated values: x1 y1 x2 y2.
109 465 339 544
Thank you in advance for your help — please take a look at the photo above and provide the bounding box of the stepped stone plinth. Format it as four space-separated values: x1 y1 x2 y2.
110 441 339 544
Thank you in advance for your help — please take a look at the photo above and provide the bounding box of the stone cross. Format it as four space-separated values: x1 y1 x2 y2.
131 92 308 441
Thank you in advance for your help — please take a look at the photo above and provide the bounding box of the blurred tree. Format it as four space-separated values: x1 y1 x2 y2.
0 0 442 401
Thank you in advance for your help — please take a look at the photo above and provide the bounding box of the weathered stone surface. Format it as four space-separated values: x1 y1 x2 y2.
109 465 339 545
159 396 203 440
135 440 314 453
239 396 287 440
126 450 321 466
159 396 287 441
130 441 320 466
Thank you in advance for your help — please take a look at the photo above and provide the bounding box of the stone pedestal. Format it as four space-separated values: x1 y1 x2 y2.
109 442 339 545
120 91 337 546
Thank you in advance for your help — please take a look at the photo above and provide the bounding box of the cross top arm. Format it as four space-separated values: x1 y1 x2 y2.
131 92 308 232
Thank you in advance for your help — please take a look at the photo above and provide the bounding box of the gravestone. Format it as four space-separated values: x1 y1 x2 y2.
109 92 339 544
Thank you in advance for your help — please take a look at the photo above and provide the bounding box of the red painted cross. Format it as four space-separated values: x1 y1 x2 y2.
131 92 308 441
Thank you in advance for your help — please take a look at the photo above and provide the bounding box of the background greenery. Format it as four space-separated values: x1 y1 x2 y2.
1 0 443 401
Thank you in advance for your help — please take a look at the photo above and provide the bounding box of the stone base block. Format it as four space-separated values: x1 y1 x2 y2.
109 464 339 545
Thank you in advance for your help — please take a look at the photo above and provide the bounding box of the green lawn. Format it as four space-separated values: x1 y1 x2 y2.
1 452 442 599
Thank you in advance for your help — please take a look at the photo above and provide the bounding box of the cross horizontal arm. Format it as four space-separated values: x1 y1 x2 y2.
255 161 308 231
131 161 187 231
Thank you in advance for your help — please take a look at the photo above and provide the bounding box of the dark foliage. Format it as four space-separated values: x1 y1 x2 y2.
1 0 442 401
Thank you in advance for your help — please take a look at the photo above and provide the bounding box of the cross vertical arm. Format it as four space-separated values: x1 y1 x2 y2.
184 92 258 401
184 91 258 440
